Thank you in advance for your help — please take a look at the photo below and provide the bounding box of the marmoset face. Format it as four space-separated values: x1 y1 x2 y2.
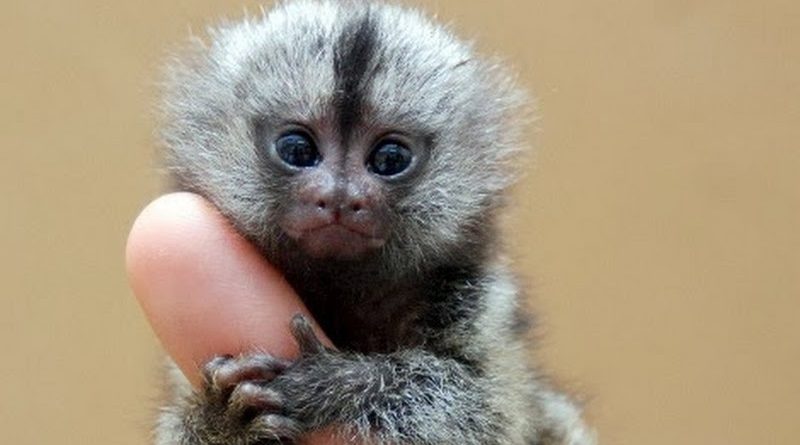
163 1 524 265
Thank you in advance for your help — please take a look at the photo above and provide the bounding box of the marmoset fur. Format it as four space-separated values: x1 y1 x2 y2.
156 1 595 444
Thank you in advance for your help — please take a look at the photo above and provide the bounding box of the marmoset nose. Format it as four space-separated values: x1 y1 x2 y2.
308 194 369 218
299 178 371 220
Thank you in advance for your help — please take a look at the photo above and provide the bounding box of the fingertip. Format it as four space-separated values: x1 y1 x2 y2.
126 192 216 300
126 192 310 385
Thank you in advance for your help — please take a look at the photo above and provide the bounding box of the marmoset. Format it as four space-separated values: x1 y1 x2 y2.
156 1 594 444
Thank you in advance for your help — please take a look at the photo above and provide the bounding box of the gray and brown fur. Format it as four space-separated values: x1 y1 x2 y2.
157 1 595 444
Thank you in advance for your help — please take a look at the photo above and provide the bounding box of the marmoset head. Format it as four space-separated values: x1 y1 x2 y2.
162 0 526 273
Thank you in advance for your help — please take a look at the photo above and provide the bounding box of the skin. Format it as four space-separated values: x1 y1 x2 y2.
126 192 338 444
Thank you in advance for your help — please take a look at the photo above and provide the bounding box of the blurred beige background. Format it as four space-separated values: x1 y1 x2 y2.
1 1 798 444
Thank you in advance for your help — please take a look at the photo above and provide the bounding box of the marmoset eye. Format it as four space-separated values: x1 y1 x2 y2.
275 132 320 168
367 141 413 177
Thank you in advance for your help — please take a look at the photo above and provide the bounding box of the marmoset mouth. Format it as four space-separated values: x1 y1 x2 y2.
284 223 386 260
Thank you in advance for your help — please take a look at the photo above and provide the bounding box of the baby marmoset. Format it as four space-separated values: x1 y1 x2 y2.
157 1 595 444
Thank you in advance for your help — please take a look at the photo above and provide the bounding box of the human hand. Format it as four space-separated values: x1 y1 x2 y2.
126 192 339 444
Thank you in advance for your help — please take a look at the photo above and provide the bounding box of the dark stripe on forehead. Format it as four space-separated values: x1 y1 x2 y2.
333 12 378 142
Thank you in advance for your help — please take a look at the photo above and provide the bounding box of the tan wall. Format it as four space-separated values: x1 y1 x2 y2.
1 1 797 444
